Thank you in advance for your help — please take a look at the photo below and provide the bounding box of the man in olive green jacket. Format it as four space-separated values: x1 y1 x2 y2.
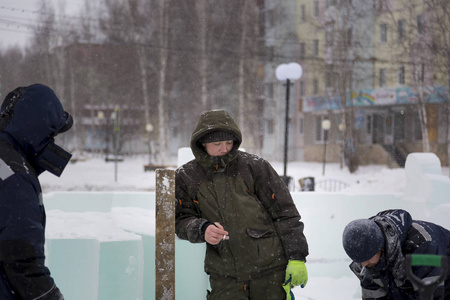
175 110 309 300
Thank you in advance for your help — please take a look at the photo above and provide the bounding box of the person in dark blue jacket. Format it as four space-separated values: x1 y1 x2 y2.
342 209 450 300
0 84 73 299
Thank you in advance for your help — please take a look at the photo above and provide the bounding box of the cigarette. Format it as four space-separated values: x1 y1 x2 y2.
360 266 366 275
222 235 227 240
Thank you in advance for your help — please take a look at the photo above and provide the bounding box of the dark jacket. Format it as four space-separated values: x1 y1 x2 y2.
349 209 450 300
0 84 71 299
175 110 308 282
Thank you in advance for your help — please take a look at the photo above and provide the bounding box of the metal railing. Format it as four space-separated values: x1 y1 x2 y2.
315 179 350 192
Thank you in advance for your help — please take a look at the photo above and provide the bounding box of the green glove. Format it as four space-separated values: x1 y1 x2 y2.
285 260 308 288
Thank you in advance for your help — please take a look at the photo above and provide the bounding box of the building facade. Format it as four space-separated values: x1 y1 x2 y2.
297 0 449 167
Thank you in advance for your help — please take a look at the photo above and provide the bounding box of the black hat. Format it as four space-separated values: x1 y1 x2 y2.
199 130 236 144
342 219 385 263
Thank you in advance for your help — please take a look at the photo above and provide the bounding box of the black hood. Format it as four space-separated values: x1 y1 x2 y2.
0 84 73 176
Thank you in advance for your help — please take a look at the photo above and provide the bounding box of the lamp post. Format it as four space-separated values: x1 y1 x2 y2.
97 111 105 157
322 119 331 176
338 122 346 169
111 106 120 182
275 62 302 186
145 123 154 165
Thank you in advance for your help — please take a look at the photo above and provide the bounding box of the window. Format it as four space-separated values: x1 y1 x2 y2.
314 1 319 17
419 63 425 82
313 40 319 56
397 19 404 41
379 69 386 87
417 14 424 35
398 66 405 85
300 80 305 96
313 79 319 94
299 42 305 59
301 5 306 22
380 24 387 43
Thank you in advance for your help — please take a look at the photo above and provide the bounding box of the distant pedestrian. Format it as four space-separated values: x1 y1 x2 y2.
343 209 450 299
0 84 73 299
175 109 309 299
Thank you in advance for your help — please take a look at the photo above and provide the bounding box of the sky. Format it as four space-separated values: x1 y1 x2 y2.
0 0 86 49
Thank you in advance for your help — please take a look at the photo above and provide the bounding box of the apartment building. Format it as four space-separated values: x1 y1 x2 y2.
297 0 449 167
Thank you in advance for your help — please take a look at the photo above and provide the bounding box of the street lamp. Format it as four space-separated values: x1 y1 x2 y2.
145 123 154 165
275 62 303 186
97 111 105 156
338 122 346 169
322 119 331 176
111 106 120 182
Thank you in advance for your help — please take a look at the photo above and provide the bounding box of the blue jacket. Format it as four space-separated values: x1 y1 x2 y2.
0 84 71 299
350 209 450 300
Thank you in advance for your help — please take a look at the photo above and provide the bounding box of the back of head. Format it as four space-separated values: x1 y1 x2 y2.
342 219 385 263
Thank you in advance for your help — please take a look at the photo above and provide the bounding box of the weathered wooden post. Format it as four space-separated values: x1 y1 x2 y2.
155 169 175 300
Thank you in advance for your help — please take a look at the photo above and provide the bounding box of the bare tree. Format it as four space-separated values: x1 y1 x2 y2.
383 0 437 154
195 0 210 111
421 0 450 173
319 1 376 172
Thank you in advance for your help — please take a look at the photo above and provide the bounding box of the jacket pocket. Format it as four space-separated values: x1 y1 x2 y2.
246 227 275 239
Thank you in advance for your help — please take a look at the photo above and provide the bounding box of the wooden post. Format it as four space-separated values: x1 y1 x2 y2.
155 169 175 300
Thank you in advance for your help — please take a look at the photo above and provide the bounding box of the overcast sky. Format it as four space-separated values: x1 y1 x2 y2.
0 0 85 49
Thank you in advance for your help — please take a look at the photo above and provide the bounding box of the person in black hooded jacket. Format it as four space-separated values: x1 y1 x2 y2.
0 84 73 299
343 209 450 300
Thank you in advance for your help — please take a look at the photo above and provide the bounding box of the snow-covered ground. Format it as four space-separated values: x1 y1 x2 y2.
40 154 422 194
39 154 449 300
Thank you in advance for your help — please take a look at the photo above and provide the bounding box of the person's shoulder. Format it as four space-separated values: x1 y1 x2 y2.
176 159 203 180
237 151 267 164
176 159 197 170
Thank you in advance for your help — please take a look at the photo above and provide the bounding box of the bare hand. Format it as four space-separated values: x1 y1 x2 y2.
205 222 229 245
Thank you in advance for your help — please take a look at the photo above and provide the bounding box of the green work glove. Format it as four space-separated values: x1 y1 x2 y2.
285 260 308 288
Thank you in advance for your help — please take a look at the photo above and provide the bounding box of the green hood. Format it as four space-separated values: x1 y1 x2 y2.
190 110 242 166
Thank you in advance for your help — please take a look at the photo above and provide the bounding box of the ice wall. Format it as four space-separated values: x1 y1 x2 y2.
42 152 450 299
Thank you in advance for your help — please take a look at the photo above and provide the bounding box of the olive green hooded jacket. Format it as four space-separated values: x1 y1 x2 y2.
175 110 308 281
